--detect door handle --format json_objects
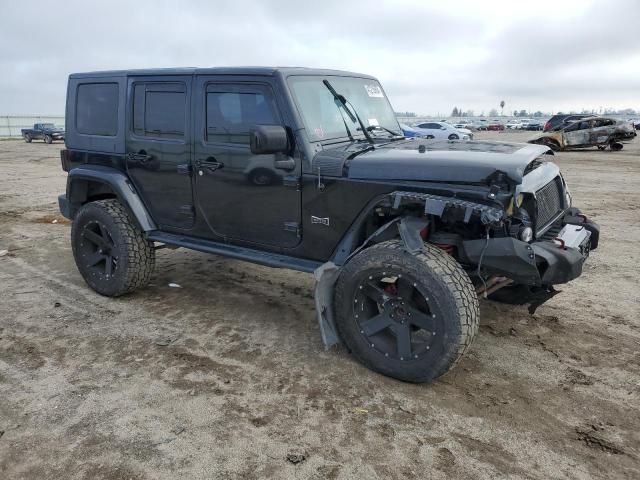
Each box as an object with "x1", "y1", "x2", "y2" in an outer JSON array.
[
  {"x1": 274, "y1": 158, "x2": 296, "y2": 170},
  {"x1": 127, "y1": 152, "x2": 152, "y2": 163},
  {"x1": 197, "y1": 157, "x2": 224, "y2": 175}
]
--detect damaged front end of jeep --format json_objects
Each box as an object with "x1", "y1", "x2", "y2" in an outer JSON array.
[{"x1": 315, "y1": 153, "x2": 599, "y2": 348}]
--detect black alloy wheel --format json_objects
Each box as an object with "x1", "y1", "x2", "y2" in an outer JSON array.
[
  {"x1": 77, "y1": 220, "x2": 118, "y2": 278},
  {"x1": 353, "y1": 272, "x2": 437, "y2": 362}
]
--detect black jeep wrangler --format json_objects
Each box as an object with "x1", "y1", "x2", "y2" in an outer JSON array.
[{"x1": 58, "y1": 67, "x2": 599, "y2": 383}]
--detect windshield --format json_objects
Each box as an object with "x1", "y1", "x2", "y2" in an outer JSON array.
[
  {"x1": 288, "y1": 75, "x2": 400, "y2": 142},
  {"x1": 41, "y1": 123, "x2": 55, "y2": 128}
]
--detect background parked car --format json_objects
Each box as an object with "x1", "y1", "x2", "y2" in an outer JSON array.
[
  {"x1": 452, "y1": 120, "x2": 474, "y2": 129},
  {"x1": 399, "y1": 123, "x2": 434, "y2": 138},
  {"x1": 524, "y1": 120, "x2": 544, "y2": 131},
  {"x1": 21, "y1": 123, "x2": 65, "y2": 143},
  {"x1": 486, "y1": 120, "x2": 505, "y2": 131},
  {"x1": 506, "y1": 120, "x2": 523, "y2": 129},
  {"x1": 412, "y1": 121, "x2": 473, "y2": 140},
  {"x1": 543, "y1": 113, "x2": 594, "y2": 132},
  {"x1": 473, "y1": 119, "x2": 488, "y2": 131}
]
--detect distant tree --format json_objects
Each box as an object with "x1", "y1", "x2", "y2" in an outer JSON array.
[
  {"x1": 465, "y1": 110, "x2": 475, "y2": 117},
  {"x1": 518, "y1": 109, "x2": 527, "y2": 117},
  {"x1": 533, "y1": 111, "x2": 543, "y2": 117},
  {"x1": 489, "y1": 108, "x2": 499, "y2": 117},
  {"x1": 500, "y1": 100, "x2": 505, "y2": 116},
  {"x1": 513, "y1": 110, "x2": 518, "y2": 117},
  {"x1": 479, "y1": 111, "x2": 485, "y2": 117},
  {"x1": 451, "y1": 107, "x2": 459, "y2": 117}
]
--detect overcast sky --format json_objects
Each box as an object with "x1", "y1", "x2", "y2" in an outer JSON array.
[{"x1": 1, "y1": 0, "x2": 639, "y2": 116}]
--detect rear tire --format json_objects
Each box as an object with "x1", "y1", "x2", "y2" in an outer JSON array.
[
  {"x1": 24, "y1": 133, "x2": 32, "y2": 143},
  {"x1": 334, "y1": 240, "x2": 479, "y2": 383},
  {"x1": 71, "y1": 199, "x2": 155, "y2": 296}
]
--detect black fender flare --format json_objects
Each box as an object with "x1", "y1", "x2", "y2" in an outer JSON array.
[
  {"x1": 315, "y1": 190, "x2": 504, "y2": 348},
  {"x1": 64, "y1": 164, "x2": 156, "y2": 231}
]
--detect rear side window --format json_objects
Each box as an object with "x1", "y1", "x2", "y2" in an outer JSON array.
[
  {"x1": 133, "y1": 82, "x2": 186, "y2": 140},
  {"x1": 76, "y1": 83, "x2": 119, "y2": 136},
  {"x1": 206, "y1": 85, "x2": 279, "y2": 144}
]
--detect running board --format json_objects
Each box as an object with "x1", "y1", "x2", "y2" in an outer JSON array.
[{"x1": 147, "y1": 231, "x2": 321, "y2": 273}]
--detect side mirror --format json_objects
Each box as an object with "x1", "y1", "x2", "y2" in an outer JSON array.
[{"x1": 249, "y1": 125, "x2": 289, "y2": 155}]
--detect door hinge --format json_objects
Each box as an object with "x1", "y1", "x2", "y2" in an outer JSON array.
[
  {"x1": 283, "y1": 175, "x2": 301, "y2": 189},
  {"x1": 179, "y1": 205, "x2": 195, "y2": 218},
  {"x1": 284, "y1": 221, "x2": 301, "y2": 237}
]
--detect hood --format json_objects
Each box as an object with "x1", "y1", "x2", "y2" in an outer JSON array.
[{"x1": 345, "y1": 139, "x2": 551, "y2": 184}]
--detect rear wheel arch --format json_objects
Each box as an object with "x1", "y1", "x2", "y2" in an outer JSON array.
[{"x1": 66, "y1": 173, "x2": 156, "y2": 232}]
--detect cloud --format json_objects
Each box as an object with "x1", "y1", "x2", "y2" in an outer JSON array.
[{"x1": 0, "y1": 0, "x2": 638, "y2": 114}]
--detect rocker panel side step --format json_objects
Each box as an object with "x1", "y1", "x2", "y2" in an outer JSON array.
[{"x1": 147, "y1": 231, "x2": 321, "y2": 273}]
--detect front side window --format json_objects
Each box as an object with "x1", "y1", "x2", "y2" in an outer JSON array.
[
  {"x1": 76, "y1": 83, "x2": 119, "y2": 136},
  {"x1": 287, "y1": 76, "x2": 400, "y2": 142},
  {"x1": 133, "y1": 82, "x2": 186, "y2": 140},
  {"x1": 206, "y1": 85, "x2": 279, "y2": 144}
]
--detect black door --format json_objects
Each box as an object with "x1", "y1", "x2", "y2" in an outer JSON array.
[
  {"x1": 126, "y1": 76, "x2": 194, "y2": 230},
  {"x1": 193, "y1": 78, "x2": 301, "y2": 248}
]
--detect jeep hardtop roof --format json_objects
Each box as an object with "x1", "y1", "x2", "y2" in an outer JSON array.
[{"x1": 68, "y1": 66, "x2": 376, "y2": 79}]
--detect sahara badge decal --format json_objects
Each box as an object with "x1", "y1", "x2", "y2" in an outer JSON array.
[{"x1": 311, "y1": 216, "x2": 330, "y2": 226}]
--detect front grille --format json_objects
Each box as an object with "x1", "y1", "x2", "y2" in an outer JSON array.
[{"x1": 535, "y1": 177, "x2": 564, "y2": 232}]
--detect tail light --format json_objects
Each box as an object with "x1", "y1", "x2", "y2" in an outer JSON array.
[
  {"x1": 543, "y1": 121, "x2": 551, "y2": 131},
  {"x1": 60, "y1": 149, "x2": 70, "y2": 172}
]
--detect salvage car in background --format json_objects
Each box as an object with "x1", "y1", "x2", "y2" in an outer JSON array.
[
  {"x1": 412, "y1": 121, "x2": 473, "y2": 140},
  {"x1": 543, "y1": 113, "x2": 593, "y2": 132},
  {"x1": 529, "y1": 116, "x2": 635, "y2": 151}
]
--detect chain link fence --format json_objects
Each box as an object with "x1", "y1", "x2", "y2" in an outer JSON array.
[{"x1": 1, "y1": 115, "x2": 65, "y2": 138}]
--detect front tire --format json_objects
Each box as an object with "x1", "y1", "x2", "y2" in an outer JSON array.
[
  {"x1": 448, "y1": 133, "x2": 459, "y2": 140},
  {"x1": 71, "y1": 199, "x2": 155, "y2": 296},
  {"x1": 334, "y1": 240, "x2": 479, "y2": 383},
  {"x1": 44, "y1": 134, "x2": 53, "y2": 144}
]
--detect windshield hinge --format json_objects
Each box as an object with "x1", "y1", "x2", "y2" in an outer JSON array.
[{"x1": 283, "y1": 175, "x2": 301, "y2": 189}]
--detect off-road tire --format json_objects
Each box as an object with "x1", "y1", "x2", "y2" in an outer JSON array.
[
  {"x1": 71, "y1": 199, "x2": 155, "y2": 296},
  {"x1": 334, "y1": 240, "x2": 479, "y2": 383},
  {"x1": 44, "y1": 134, "x2": 53, "y2": 144},
  {"x1": 24, "y1": 133, "x2": 32, "y2": 143}
]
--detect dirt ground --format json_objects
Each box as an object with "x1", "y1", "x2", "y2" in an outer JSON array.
[{"x1": 1, "y1": 131, "x2": 639, "y2": 479}]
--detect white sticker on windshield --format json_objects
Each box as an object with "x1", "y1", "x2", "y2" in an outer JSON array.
[
  {"x1": 368, "y1": 118, "x2": 379, "y2": 126},
  {"x1": 364, "y1": 84, "x2": 384, "y2": 98}
]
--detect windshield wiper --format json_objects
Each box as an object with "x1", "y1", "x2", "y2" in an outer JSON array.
[
  {"x1": 322, "y1": 79, "x2": 374, "y2": 144},
  {"x1": 365, "y1": 124, "x2": 404, "y2": 139}
]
